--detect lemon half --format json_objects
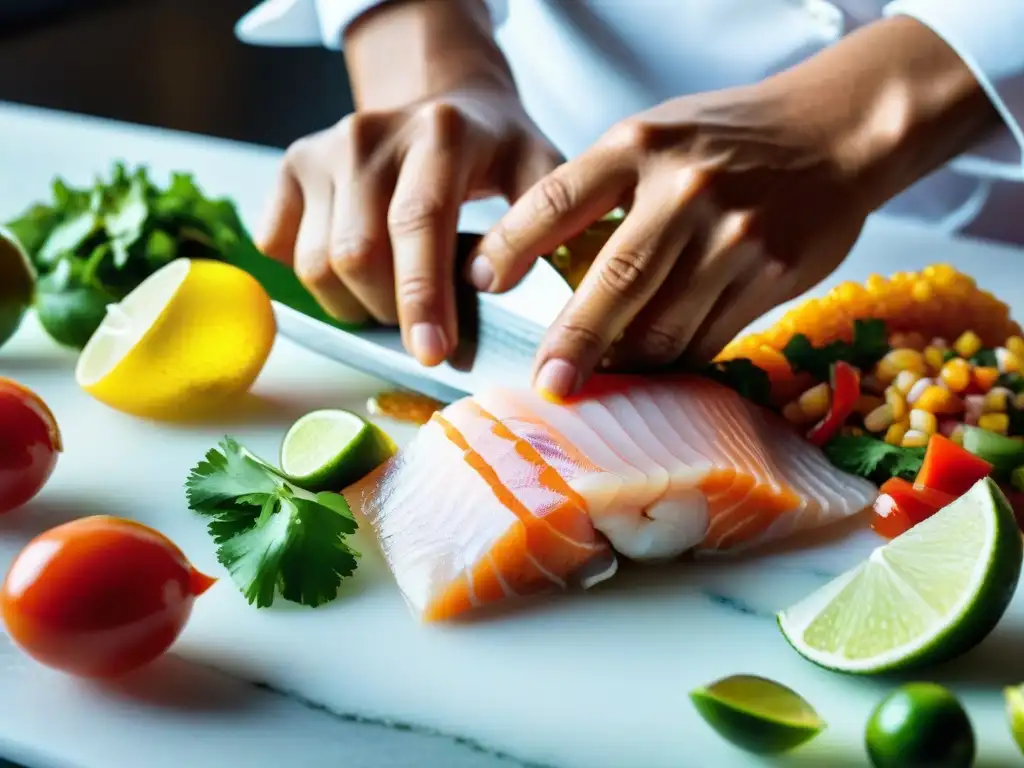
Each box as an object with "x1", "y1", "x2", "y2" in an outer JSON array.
[{"x1": 75, "y1": 258, "x2": 276, "y2": 419}]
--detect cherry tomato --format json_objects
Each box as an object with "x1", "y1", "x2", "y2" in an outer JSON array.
[
  {"x1": 1, "y1": 516, "x2": 216, "y2": 678},
  {"x1": 0, "y1": 377, "x2": 62, "y2": 514},
  {"x1": 871, "y1": 477, "x2": 957, "y2": 538}
]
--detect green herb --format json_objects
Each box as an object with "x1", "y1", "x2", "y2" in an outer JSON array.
[
  {"x1": 824, "y1": 435, "x2": 926, "y2": 484},
  {"x1": 970, "y1": 348, "x2": 998, "y2": 368},
  {"x1": 702, "y1": 358, "x2": 773, "y2": 407},
  {"x1": 185, "y1": 437, "x2": 360, "y2": 608},
  {"x1": 782, "y1": 319, "x2": 889, "y2": 381},
  {"x1": 998, "y1": 373, "x2": 1024, "y2": 394},
  {"x1": 942, "y1": 348, "x2": 959, "y2": 363}
]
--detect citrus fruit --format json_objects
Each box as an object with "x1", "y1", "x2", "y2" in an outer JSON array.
[
  {"x1": 1005, "y1": 684, "x2": 1024, "y2": 755},
  {"x1": 34, "y1": 260, "x2": 116, "y2": 349},
  {"x1": 689, "y1": 674, "x2": 826, "y2": 754},
  {"x1": 75, "y1": 258, "x2": 276, "y2": 419},
  {"x1": 778, "y1": 477, "x2": 1022, "y2": 674},
  {"x1": 0, "y1": 226, "x2": 35, "y2": 349},
  {"x1": 865, "y1": 683, "x2": 974, "y2": 768},
  {"x1": 280, "y1": 409, "x2": 396, "y2": 492}
]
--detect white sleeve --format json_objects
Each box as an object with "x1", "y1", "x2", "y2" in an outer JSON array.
[
  {"x1": 235, "y1": 0, "x2": 509, "y2": 51},
  {"x1": 883, "y1": 0, "x2": 1024, "y2": 181}
]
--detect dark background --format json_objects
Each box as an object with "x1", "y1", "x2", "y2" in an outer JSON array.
[{"x1": 0, "y1": 0, "x2": 355, "y2": 148}]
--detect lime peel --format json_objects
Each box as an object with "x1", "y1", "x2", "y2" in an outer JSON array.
[
  {"x1": 689, "y1": 674, "x2": 826, "y2": 754},
  {"x1": 1005, "y1": 684, "x2": 1024, "y2": 754}
]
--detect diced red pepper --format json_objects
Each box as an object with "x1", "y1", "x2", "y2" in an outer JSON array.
[
  {"x1": 806, "y1": 361, "x2": 860, "y2": 447},
  {"x1": 914, "y1": 434, "x2": 993, "y2": 497},
  {"x1": 871, "y1": 493, "x2": 917, "y2": 539}
]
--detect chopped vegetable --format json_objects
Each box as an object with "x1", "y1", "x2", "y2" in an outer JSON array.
[
  {"x1": 917, "y1": 433, "x2": 994, "y2": 496},
  {"x1": 871, "y1": 477, "x2": 956, "y2": 539},
  {"x1": 781, "y1": 319, "x2": 888, "y2": 382},
  {"x1": 823, "y1": 434, "x2": 926, "y2": 484},
  {"x1": 185, "y1": 437, "x2": 360, "y2": 608},
  {"x1": 0, "y1": 377, "x2": 62, "y2": 514},
  {"x1": 806, "y1": 361, "x2": 859, "y2": 447},
  {"x1": 701, "y1": 358, "x2": 773, "y2": 408},
  {"x1": 960, "y1": 426, "x2": 1024, "y2": 479}
]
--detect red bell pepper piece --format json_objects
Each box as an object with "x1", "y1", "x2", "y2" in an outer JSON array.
[
  {"x1": 806, "y1": 361, "x2": 860, "y2": 447},
  {"x1": 871, "y1": 477, "x2": 957, "y2": 538},
  {"x1": 914, "y1": 434, "x2": 993, "y2": 497}
]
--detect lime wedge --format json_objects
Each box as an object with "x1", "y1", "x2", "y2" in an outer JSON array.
[
  {"x1": 280, "y1": 409, "x2": 396, "y2": 492},
  {"x1": 1005, "y1": 684, "x2": 1024, "y2": 755},
  {"x1": 866, "y1": 683, "x2": 975, "y2": 768},
  {"x1": 778, "y1": 477, "x2": 1023, "y2": 674},
  {"x1": 689, "y1": 675, "x2": 826, "y2": 754}
]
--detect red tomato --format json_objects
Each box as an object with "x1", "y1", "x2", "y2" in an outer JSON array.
[
  {"x1": 0, "y1": 377, "x2": 62, "y2": 514},
  {"x1": 915, "y1": 434, "x2": 992, "y2": 497},
  {"x1": 1, "y1": 516, "x2": 215, "y2": 678},
  {"x1": 871, "y1": 478, "x2": 957, "y2": 538}
]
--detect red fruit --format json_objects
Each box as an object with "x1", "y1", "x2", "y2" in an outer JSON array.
[{"x1": 0, "y1": 377, "x2": 61, "y2": 514}]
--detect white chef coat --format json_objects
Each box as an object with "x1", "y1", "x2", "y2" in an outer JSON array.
[{"x1": 235, "y1": 0, "x2": 1024, "y2": 238}]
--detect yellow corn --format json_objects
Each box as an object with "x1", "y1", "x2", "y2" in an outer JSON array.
[
  {"x1": 854, "y1": 394, "x2": 885, "y2": 417},
  {"x1": 782, "y1": 401, "x2": 806, "y2": 425},
  {"x1": 949, "y1": 424, "x2": 966, "y2": 446},
  {"x1": 885, "y1": 387, "x2": 907, "y2": 421},
  {"x1": 983, "y1": 388, "x2": 1010, "y2": 413},
  {"x1": 798, "y1": 383, "x2": 831, "y2": 420},
  {"x1": 864, "y1": 404, "x2": 895, "y2": 433},
  {"x1": 923, "y1": 345, "x2": 946, "y2": 374},
  {"x1": 876, "y1": 349, "x2": 927, "y2": 384},
  {"x1": 979, "y1": 413, "x2": 1010, "y2": 434},
  {"x1": 973, "y1": 366, "x2": 1000, "y2": 392},
  {"x1": 953, "y1": 331, "x2": 982, "y2": 359},
  {"x1": 906, "y1": 377, "x2": 934, "y2": 406},
  {"x1": 901, "y1": 429, "x2": 931, "y2": 448},
  {"x1": 889, "y1": 331, "x2": 927, "y2": 351},
  {"x1": 892, "y1": 370, "x2": 920, "y2": 395},
  {"x1": 716, "y1": 265, "x2": 1021, "y2": 404},
  {"x1": 884, "y1": 421, "x2": 908, "y2": 446},
  {"x1": 996, "y1": 347, "x2": 1024, "y2": 374},
  {"x1": 909, "y1": 409, "x2": 938, "y2": 434},
  {"x1": 939, "y1": 358, "x2": 971, "y2": 392},
  {"x1": 1008, "y1": 335, "x2": 1024, "y2": 360},
  {"x1": 915, "y1": 385, "x2": 964, "y2": 415}
]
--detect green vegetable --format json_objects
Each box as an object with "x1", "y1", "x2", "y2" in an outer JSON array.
[
  {"x1": 823, "y1": 434, "x2": 925, "y2": 483},
  {"x1": 865, "y1": 684, "x2": 975, "y2": 768},
  {"x1": 782, "y1": 319, "x2": 889, "y2": 381},
  {"x1": 999, "y1": 372, "x2": 1024, "y2": 394},
  {"x1": 185, "y1": 437, "x2": 360, "y2": 608},
  {"x1": 33, "y1": 258, "x2": 116, "y2": 349},
  {"x1": 1013, "y1": 466, "x2": 1024, "y2": 493},
  {"x1": 701, "y1": 358, "x2": 773, "y2": 408},
  {"x1": 961, "y1": 426, "x2": 1024, "y2": 479},
  {"x1": 969, "y1": 348, "x2": 998, "y2": 368}
]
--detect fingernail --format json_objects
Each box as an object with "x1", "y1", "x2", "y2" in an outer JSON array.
[
  {"x1": 410, "y1": 323, "x2": 448, "y2": 366},
  {"x1": 467, "y1": 256, "x2": 495, "y2": 292},
  {"x1": 535, "y1": 359, "x2": 579, "y2": 399}
]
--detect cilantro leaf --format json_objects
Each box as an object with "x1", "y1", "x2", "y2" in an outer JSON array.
[
  {"x1": 185, "y1": 437, "x2": 360, "y2": 608},
  {"x1": 970, "y1": 348, "x2": 998, "y2": 368},
  {"x1": 701, "y1": 358, "x2": 773, "y2": 407},
  {"x1": 823, "y1": 434, "x2": 925, "y2": 484},
  {"x1": 782, "y1": 319, "x2": 890, "y2": 381}
]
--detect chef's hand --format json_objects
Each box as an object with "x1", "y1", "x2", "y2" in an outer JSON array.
[
  {"x1": 257, "y1": 0, "x2": 561, "y2": 367},
  {"x1": 470, "y1": 15, "x2": 1001, "y2": 399}
]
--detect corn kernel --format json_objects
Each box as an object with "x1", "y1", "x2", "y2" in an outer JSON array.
[
  {"x1": 864, "y1": 404, "x2": 895, "y2": 433},
  {"x1": 953, "y1": 331, "x2": 982, "y2": 358},
  {"x1": 939, "y1": 358, "x2": 971, "y2": 392},
  {"x1": 885, "y1": 387, "x2": 907, "y2": 421},
  {"x1": 979, "y1": 413, "x2": 1010, "y2": 434},
  {"x1": 916, "y1": 385, "x2": 965, "y2": 415},
  {"x1": 983, "y1": 388, "x2": 1010, "y2": 413},
  {"x1": 1007, "y1": 336, "x2": 1024, "y2": 360},
  {"x1": 854, "y1": 394, "x2": 884, "y2": 417},
  {"x1": 907, "y1": 377, "x2": 934, "y2": 405},
  {"x1": 901, "y1": 429, "x2": 931, "y2": 448},
  {"x1": 884, "y1": 422, "x2": 908, "y2": 446},
  {"x1": 875, "y1": 348, "x2": 927, "y2": 383},
  {"x1": 973, "y1": 366, "x2": 1000, "y2": 392},
  {"x1": 783, "y1": 402, "x2": 806, "y2": 425},
  {"x1": 892, "y1": 370, "x2": 920, "y2": 395},
  {"x1": 996, "y1": 347, "x2": 1024, "y2": 374},
  {"x1": 798, "y1": 383, "x2": 831, "y2": 420},
  {"x1": 909, "y1": 409, "x2": 938, "y2": 434},
  {"x1": 923, "y1": 346, "x2": 945, "y2": 373},
  {"x1": 912, "y1": 282, "x2": 933, "y2": 303}
]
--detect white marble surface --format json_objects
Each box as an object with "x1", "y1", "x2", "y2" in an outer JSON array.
[{"x1": 3, "y1": 101, "x2": 1024, "y2": 768}]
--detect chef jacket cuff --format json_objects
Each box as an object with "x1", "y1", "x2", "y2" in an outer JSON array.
[
  {"x1": 883, "y1": 0, "x2": 1024, "y2": 181},
  {"x1": 236, "y1": 0, "x2": 509, "y2": 51}
]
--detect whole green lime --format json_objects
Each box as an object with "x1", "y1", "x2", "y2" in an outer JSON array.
[
  {"x1": 34, "y1": 263, "x2": 114, "y2": 349},
  {"x1": 866, "y1": 683, "x2": 975, "y2": 768},
  {"x1": 0, "y1": 226, "x2": 36, "y2": 349}
]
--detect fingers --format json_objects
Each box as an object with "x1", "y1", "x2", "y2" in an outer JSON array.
[
  {"x1": 469, "y1": 146, "x2": 633, "y2": 294},
  {"x1": 387, "y1": 106, "x2": 468, "y2": 366},
  {"x1": 532, "y1": 174, "x2": 702, "y2": 398},
  {"x1": 257, "y1": 161, "x2": 304, "y2": 264}
]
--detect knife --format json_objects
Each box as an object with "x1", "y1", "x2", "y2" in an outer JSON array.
[{"x1": 273, "y1": 233, "x2": 574, "y2": 403}]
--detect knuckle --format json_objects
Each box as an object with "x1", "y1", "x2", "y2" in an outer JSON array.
[
  {"x1": 396, "y1": 272, "x2": 439, "y2": 310},
  {"x1": 283, "y1": 135, "x2": 316, "y2": 167},
  {"x1": 328, "y1": 235, "x2": 377, "y2": 277},
  {"x1": 532, "y1": 173, "x2": 575, "y2": 219},
  {"x1": 335, "y1": 112, "x2": 383, "y2": 157},
  {"x1": 387, "y1": 199, "x2": 446, "y2": 237},
  {"x1": 596, "y1": 250, "x2": 651, "y2": 300},
  {"x1": 415, "y1": 101, "x2": 464, "y2": 143},
  {"x1": 604, "y1": 119, "x2": 655, "y2": 152},
  {"x1": 638, "y1": 325, "x2": 685, "y2": 364},
  {"x1": 553, "y1": 322, "x2": 607, "y2": 356},
  {"x1": 294, "y1": 251, "x2": 333, "y2": 289}
]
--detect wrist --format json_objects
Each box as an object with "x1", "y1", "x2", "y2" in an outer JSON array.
[
  {"x1": 771, "y1": 15, "x2": 1000, "y2": 211},
  {"x1": 344, "y1": 0, "x2": 516, "y2": 111}
]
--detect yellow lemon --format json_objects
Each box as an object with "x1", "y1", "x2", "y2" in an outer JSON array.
[{"x1": 75, "y1": 258, "x2": 276, "y2": 419}]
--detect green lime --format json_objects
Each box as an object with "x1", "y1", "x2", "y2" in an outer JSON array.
[
  {"x1": 0, "y1": 226, "x2": 36, "y2": 349},
  {"x1": 280, "y1": 409, "x2": 396, "y2": 492},
  {"x1": 689, "y1": 674, "x2": 826, "y2": 754},
  {"x1": 778, "y1": 477, "x2": 1022, "y2": 674},
  {"x1": 865, "y1": 683, "x2": 974, "y2": 768},
  {"x1": 33, "y1": 259, "x2": 115, "y2": 349},
  {"x1": 1004, "y1": 684, "x2": 1024, "y2": 755}
]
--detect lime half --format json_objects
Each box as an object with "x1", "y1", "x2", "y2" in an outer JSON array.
[
  {"x1": 280, "y1": 409, "x2": 396, "y2": 492},
  {"x1": 1005, "y1": 684, "x2": 1024, "y2": 755},
  {"x1": 0, "y1": 226, "x2": 35, "y2": 349},
  {"x1": 778, "y1": 477, "x2": 1022, "y2": 674},
  {"x1": 689, "y1": 674, "x2": 826, "y2": 754}
]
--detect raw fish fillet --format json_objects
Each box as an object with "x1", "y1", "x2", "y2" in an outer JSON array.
[{"x1": 344, "y1": 375, "x2": 877, "y2": 621}]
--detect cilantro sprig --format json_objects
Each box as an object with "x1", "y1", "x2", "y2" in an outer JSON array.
[
  {"x1": 185, "y1": 437, "x2": 360, "y2": 609},
  {"x1": 823, "y1": 434, "x2": 926, "y2": 484},
  {"x1": 782, "y1": 319, "x2": 889, "y2": 381}
]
